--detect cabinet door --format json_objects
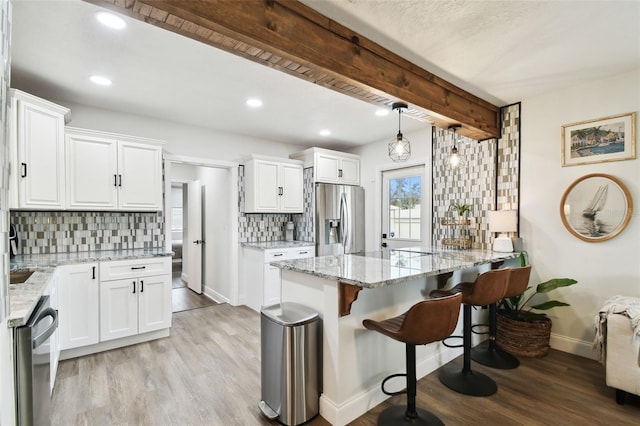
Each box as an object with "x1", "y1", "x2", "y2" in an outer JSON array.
[
  {"x1": 58, "y1": 263, "x2": 100, "y2": 350},
  {"x1": 263, "y1": 264, "x2": 282, "y2": 307},
  {"x1": 315, "y1": 154, "x2": 340, "y2": 183},
  {"x1": 138, "y1": 274, "x2": 172, "y2": 334},
  {"x1": 339, "y1": 157, "x2": 360, "y2": 185},
  {"x1": 16, "y1": 99, "x2": 66, "y2": 208},
  {"x1": 66, "y1": 132, "x2": 118, "y2": 210},
  {"x1": 117, "y1": 141, "x2": 163, "y2": 211},
  {"x1": 99, "y1": 278, "x2": 138, "y2": 342},
  {"x1": 49, "y1": 271, "x2": 60, "y2": 394},
  {"x1": 280, "y1": 163, "x2": 303, "y2": 213},
  {"x1": 250, "y1": 160, "x2": 280, "y2": 212}
]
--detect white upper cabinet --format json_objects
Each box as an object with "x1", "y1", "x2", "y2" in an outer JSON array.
[
  {"x1": 244, "y1": 156, "x2": 303, "y2": 213},
  {"x1": 290, "y1": 147, "x2": 360, "y2": 185},
  {"x1": 65, "y1": 127, "x2": 163, "y2": 211},
  {"x1": 9, "y1": 89, "x2": 70, "y2": 209}
]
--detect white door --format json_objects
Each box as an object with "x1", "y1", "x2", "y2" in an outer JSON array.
[
  {"x1": 138, "y1": 274, "x2": 172, "y2": 333},
  {"x1": 254, "y1": 160, "x2": 280, "y2": 211},
  {"x1": 381, "y1": 166, "x2": 428, "y2": 249},
  {"x1": 57, "y1": 263, "x2": 100, "y2": 350},
  {"x1": 186, "y1": 180, "x2": 203, "y2": 294},
  {"x1": 315, "y1": 154, "x2": 340, "y2": 183},
  {"x1": 65, "y1": 133, "x2": 118, "y2": 210},
  {"x1": 340, "y1": 157, "x2": 360, "y2": 185},
  {"x1": 99, "y1": 278, "x2": 138, "y2": 341},
  {"x1": 117, "y1": 141, "x2": 163, "y2": 210}
]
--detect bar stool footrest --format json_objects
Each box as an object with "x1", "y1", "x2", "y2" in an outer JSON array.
[
  {"x1": 442, "y1": 335, "x2": 463, "y2": 349},
  {"x1": 381, "y1": 373, "x2": 408, "y2": 396},
  {"x1": 471, "y1": 323, "x2": 489, "y2": 335},
  {"x1": 378, "y1": 405, "x2": 444, "y2": 426}
]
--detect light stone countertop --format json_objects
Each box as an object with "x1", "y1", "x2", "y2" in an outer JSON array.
[
  {"x1": 271, "y1": 246, "x2": 520, "y2": 288},
  {"x1": 8, "y1": 248, "x2": 173, "y2": 328},
  {"x1": 241, "y1": 240, "x2": 315, "y2": 250}
]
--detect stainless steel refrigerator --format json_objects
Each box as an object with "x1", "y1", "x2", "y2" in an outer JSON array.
[{"x1": 315, "y1": 183, "x2": 365, "y2": 256}]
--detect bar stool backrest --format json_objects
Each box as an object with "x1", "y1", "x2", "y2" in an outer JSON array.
[
  {"x1": 463, "y1": 268, "x2": 511, "y2": 306},
  {"x1": 503, "y1": 265, "x2": 532, "y2": 299},
  {"x1": 401, "y1": 293, "x2": 463, "y2": 345}
]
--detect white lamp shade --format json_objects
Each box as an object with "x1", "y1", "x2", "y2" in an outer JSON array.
[{"x1": 488, "y1": 210, "x2": 518, "y2": 233}]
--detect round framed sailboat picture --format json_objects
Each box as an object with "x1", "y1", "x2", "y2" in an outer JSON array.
[{"x1": 560, "y1": 174, "x2": 633, "y2": 242}]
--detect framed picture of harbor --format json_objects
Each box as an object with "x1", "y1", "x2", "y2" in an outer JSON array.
[
  {"x1": 560, "y1": 174, "x2": 633, "y2": 242},
  {"x1": 561, "y1": 112, "x2": 636, "y2": 166}
]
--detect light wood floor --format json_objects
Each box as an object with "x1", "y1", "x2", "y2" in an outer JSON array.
[
  {"x1": 52, "y1": 304, "x2": 640, "y2": 425},
  {"x1": 171, "y1": 267, "x2": 217, "y2": 313}
]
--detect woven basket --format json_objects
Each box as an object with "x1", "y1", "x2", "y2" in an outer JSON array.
[{"x1": 496, "y1": 311, "x2": 552, "y2": 358}]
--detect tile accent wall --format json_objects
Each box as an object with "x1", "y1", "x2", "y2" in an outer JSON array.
[
  {"x1": 431, "y1": 103, "x2": 521, "y2": 250},
  {"x1": 497, "y1": 103, "x2": 521, "y2": 212},
  {"x1": 1, "y1": 0, "x2": 11, "y2": 321},
  {"x1": 294, "y1": 168, "x2": 314, "y2": 242},
  {"x1": 10, "y1": 211, "x2": 164, "y2": 255},
  {"x1": 432, "y1": 128, "x2": 497, "y2": 250},
  {"x1": 238, "y1": 165, "x2": 314, "y2": 243}
]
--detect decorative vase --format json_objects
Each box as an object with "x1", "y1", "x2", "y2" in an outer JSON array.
[{"x1": 496, "y1": 311, "x2": 552, "y2": 358}]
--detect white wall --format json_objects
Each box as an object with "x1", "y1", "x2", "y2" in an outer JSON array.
[
  {"x1": 520, "y1": 68, "x2": 640, "y2": 358},
  {"x1": 349, "y1": 125, "x2": 433, "y2": 251},
  {"x1": 58, "y1": 101, "x2": 307, "y2": 162}
]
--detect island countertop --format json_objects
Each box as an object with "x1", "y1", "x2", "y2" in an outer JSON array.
[{"x1": 271, "y1": 246, "x2": 519, "y2": 288}]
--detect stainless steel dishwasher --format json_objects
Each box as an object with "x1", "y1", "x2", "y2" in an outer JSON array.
[{"x1": 15, "y1": 295, "x2": 58, "y2": 426}]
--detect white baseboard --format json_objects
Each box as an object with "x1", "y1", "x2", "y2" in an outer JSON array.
[
  {"x1": 205, "y1": 286, "x2": 229, "y2": 304},
  {"x1": 319, "y1": 344, "x2": 463, "y2": 426},
  {"x1": 60, "y1": 328, "x2": 170, "y2": 361},
  {"x1": 181, "y1": 272, "x2": 188, "y2": 282},
  {"x1": 550, "y1": 332, "x2": 597, "y2": 360}
]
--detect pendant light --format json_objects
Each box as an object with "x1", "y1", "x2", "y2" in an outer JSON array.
[
  {"x1": 388, "y1": 102, "x2": 411, "y2": 162},
  {"x1": 448, "y1": 124, "x2": 463, "y2": 169}
]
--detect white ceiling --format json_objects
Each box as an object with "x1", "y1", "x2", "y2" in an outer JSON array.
[{"x1": 10, "y1": 0, "x2": 640, "y2": 149}]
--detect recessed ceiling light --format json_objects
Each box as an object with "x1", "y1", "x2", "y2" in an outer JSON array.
[
  {"x1": 319, "y1": 129, "x2": 331, "y2": 137},
  {"x1": 95, "y1": 12, "x2": 126, "y2": 30},
  {"x1": 89, "y1": 75, "x2": 112, "y2": 86},
  {"x1": 246, "y1": 98, "x2": 263, "y2": 108},
  {"x1": 375, "y1": 109, "x2": 390, "y2": 117}
]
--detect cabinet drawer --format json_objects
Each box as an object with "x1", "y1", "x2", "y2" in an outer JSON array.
[
  {"x1": 100, "y1": 257, "x2": 170, "y2": 281},
  {"x1": 265, "y1": 250, "x2": 288, "y2": 262},
  {"x1": 287, "y1": 247, "x2": 315, "y2": 259}
]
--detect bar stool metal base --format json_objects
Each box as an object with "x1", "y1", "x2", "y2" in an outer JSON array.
[
  {"x1": 438, "y1": 365, "x2": 497, "y2": 397},
  {"x1": 378, "y1": 405, "x2": 444, "y2": 426},
  {"x1": 471, "y1": 342, "x2": 520, "y2": 369}
]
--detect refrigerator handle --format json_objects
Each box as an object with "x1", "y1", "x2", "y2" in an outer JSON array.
[{"x1": 340, "y1": 192, "x2": 349, "y2": 252}]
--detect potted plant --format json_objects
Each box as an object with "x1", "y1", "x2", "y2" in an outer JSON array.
[
  {"x1": 497, "y1": 252, "x2": 578, "y2": 357},
  {"x1": 451, "y1": 203, "x2": 471, "y2": 218}
]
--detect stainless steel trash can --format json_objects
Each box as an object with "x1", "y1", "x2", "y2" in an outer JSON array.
[{"x1": 259, "y1": 302, "x2": 321, "y2": 425}]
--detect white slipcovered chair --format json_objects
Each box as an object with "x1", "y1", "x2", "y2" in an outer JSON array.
[
  {"x1": 595, "y1": 296, "x2": 640, "y2": 404},
  {"x1": 606, "y1": 312, "x2": 640, "y2": 404}
]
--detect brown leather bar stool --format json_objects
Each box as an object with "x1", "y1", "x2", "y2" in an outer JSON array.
[
  {"x1": 471, "y1": 265, "x2": 532, "y2": 369},
  {"x1": 363, "y1": 293, "x2": 463, "y2": 425},
  {"x1": 430, "y1": 268, "x2": 511, "y2": 396}
]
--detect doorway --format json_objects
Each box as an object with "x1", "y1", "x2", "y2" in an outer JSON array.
[
  {"x1": 164, "y1": 154, "x2": 240, "y2": 309},
  {"x1": 381, "y1": 164, "x2": 430, "y2": 249}
]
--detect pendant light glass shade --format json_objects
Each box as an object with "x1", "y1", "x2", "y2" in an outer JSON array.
[
  {"x1": 388, "y1": 102, "x2": 411, "y2": 162},
  {"x1": 447, "y1": 124, "x2": 464, "y2": 169}
]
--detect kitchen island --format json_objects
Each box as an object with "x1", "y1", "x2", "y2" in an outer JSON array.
[{"x1": 272, "y1": 247, "x2": 519, "y2": 425}]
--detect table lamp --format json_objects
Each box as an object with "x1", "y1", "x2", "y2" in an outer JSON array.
[{"x1": 488, "y1": 210, "x2": 517, "y2": 252}]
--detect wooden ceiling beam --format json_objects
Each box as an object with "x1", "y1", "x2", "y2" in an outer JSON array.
[{"x1": 87, "y1": 0, "x2": 500, "y2": 140}]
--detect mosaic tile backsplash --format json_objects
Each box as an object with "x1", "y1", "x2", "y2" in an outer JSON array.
[
  {"x1": 431, "y1": 103, "x2": 521, "y2": 250},
  {"x1": 237, "y1": 165, "x2": 314, "y2": 243},
  {"x1": 10, "y1": 211, "x2": 164, "y2": 255}
]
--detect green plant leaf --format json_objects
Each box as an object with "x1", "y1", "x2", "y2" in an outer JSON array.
[
  {"x1": 531, "y1": 301, "x2": 571, "y2": 310},
  {"x1": 536, "y1": 278, "x2": 578, "y2": 293}
]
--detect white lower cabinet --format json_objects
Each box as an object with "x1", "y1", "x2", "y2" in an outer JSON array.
[
  {"x1": 243, "y1": 245, "x2": 315, "y2": 312},
  {"x1": 100, "y1": 258, "x2": 171, "y2": 342},
  {"x1": 57, "y1": 263, "x2": 100, "y2": 350},
  {"x1": 42, "y1": 270, "x2": 60, "y2": 395}
]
